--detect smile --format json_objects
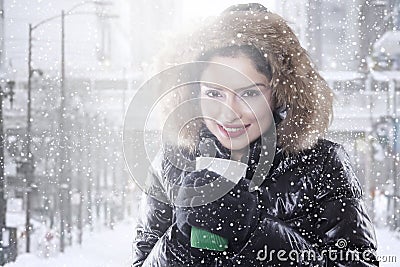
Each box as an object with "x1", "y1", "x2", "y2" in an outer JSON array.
[{"x1": 217, "y1": 123, "x2": 251, "y2": 138}]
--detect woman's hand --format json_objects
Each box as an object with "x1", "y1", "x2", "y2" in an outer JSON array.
[{"x1": 175, "y1": 169, "x2": 259, "y2": 245}]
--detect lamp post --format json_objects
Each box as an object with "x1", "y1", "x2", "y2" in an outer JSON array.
[
  {"x1": 26, "y1": 0, "x2": 114, "y2": 253},
  {"x1": 26, "y1": 10, "x2": 65, "y2": 252}
]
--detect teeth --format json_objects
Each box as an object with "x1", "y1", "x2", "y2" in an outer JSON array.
[{"x1": 224, "y1": 127, "x2": 245, "y2": 132}]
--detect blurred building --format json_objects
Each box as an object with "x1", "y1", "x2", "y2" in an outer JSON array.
[
  {"x1": 278, "y1": 0, "x2": 392, "y2": 72},
  {"x1": 277, "y1": 0, "x2": 400, "y2": 224}
]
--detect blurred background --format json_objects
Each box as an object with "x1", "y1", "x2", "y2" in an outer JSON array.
[{"x1": 0, "y1": 0, "x2": 400, "y2": 266}]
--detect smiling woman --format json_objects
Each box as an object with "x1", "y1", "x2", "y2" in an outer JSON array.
[
  {"x1": 131, "y1": 3, "x2": 379, "y2": 266},
  {"x1": 198, "y1": 54, "x2": 274, "y2": 160}
]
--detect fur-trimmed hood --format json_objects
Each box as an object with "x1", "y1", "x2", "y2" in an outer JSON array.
[{"x1": 157, "y1": 3, "x2": 333, "y2": 154}]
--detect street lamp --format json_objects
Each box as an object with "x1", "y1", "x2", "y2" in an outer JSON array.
[{"x1": 26, "y1": 0, "x2": 114, "y2": 253}]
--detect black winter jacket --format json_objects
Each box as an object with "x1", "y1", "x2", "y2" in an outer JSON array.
[{"x1": 132, "y1": 139, "x2": 378, "y2": 266}]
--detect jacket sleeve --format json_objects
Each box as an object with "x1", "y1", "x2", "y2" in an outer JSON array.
[
  {"x1": 229, "y1": 143, "x2": 379, "y2": 266},
  {"x1": 310, "y1": 143, "x2": 379, "y2": 266},
  {"x1": 131, "y1": 152, "x2": 174, "y2": 267},
  {"x1": 132, "y1": 192, "x2": 173, "y2": 266}
]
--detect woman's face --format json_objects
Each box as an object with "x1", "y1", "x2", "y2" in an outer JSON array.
[{"x1": 199, "y1": 55, "x2": 274, "y2": 153}]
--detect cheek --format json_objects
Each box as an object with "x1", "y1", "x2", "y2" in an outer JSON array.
[{"x1": 241, "y1": 99, "x2": 272, "y2": 121}]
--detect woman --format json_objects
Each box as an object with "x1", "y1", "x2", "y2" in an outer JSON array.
[{"x1": 132, "y1": 3, "x2": 378, "y2": 266}]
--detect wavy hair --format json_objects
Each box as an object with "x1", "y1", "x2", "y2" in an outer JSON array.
[{"x1": 157, "y1": 3, "x2": 333, "y2": 154}]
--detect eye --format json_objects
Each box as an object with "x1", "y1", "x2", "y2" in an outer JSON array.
[
  {"x1": 241, "y1": 89, "x2": 261, "y2": 97},
  {"x1": 204, "y1": 89, "x2": 223, "y2": 98}
]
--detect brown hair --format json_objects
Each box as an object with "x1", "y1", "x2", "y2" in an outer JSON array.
[{"x1": 158, "y1": 3, "x2": 333, "y2": 154}]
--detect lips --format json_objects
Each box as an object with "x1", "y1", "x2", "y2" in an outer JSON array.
[{"x1": 217, "y1": 123, "x2": 251, "y2": 138}]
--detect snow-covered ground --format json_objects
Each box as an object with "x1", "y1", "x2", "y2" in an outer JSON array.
[
  {"x1": 375, "y1": 227, "x2": 400, "y2": 266},
  {"x1": 4, "y1": 219, "x2": 135, "y2": 267},
  {"x1": 3, "y1": 222, "x2": 400, "y2": 266}
]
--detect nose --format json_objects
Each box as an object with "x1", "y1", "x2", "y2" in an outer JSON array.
[{"x1": 220, "y1": 93, "x2": 243, "y2": 122}]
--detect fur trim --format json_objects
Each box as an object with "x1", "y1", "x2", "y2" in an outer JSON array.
[{"x1": 157, "y1": 5, "x2": 333, "y2": 154}]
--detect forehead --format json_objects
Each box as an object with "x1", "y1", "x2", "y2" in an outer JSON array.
[{"x1": 200, "y1": 56, "x2": 268, "y2": 90}]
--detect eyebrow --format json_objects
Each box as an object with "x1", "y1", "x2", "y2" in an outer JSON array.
[{"x1": 200, "y1": 83, "x2": 268, "y2": 91}]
